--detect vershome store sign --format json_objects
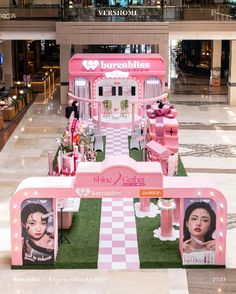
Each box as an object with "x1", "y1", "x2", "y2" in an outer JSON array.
[{"x1": 96, "y1": 8, "x2": 138, "y2": 17}]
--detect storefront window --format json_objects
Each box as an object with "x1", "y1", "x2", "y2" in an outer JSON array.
[{"x1": 92, "y1": 0, "x2": 145, "y2": 6}]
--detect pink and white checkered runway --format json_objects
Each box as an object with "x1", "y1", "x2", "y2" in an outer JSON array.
[{"x1": 98, "y1": 127, "x2": 140, "y2": 270}]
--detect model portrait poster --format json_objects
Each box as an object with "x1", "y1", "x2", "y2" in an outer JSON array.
[
  {"x1": 21, "y1": 198, "x2": 54, "y2": 264},
  {"x1": 182, "y1": 199, "x2": 216, "y2": 265}
]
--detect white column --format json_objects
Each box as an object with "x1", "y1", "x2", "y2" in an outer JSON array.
[
  {"x1": 98, "y1": 102, "x2": 101, "y2": 134},
  {"x1": 158, "y1": 38, "x2": 169, "y2": 89},
  {"x1": 228, "y1": 40, "x2": 236, "y2": 106},
  {"x1": 210, "y1": 40, "x2": 222, "y2": 87},
  {"x1": 60, "y1": 44, "x2": 71, "y2": 105},
  {"x1": 2, "y1": 40, "x2": 13, "y2": 90},
  {"x1": 131, "y1": 103, "x2": 135, "y2": 132}
]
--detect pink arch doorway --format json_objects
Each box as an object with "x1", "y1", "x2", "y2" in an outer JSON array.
[{"x1": 10, "y1": 156, "x2": 227, "y2": 267}]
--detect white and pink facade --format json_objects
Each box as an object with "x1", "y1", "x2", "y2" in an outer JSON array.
[
  {"x1": 68, "y1": 53, "x2": 167, "y2": 129},
  {"x1": 9, "y1": 54, "x2": 227, "y2": 269}
]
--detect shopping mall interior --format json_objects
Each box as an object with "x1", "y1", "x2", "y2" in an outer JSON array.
[{"x1": 0, "y1": 1, "x2": 236, "y2": 293}]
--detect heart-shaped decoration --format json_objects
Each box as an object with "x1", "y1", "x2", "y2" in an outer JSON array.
[
  {"x1": 82, "y1": 60, "x2": 99, "y2": 71},
  {"x1": 76, "y1": 188, "x2": 91, "y2": 197}
]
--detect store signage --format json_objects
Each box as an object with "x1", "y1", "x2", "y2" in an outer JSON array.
[
  {"x1": 76, "y1": 188, "x2": 122, "y2": 198},
  {"x1": 105, "y1": 71, "x2": 129, "y2": 78},
  {"x1": 92, "y1": 173, "x2": 146, "y2": 187},
  {"x1": 82, "y1": 60, "x2": 150, "y2": 71},
  {"x1": 75, "y1": 162, "x2": 163, "y2": 198},
  {"x1": 140, "y1": 189, "x2": 163, "y2": 198},
  {"x1": 96, "y1": 8, "x2": 138, "y2": 17},
  {"x1": 0, "y1": 13, "x2": 16, "y2": 19},
  {"x1": 82, "y1": 60, "x2": 99, "y2": 71}
]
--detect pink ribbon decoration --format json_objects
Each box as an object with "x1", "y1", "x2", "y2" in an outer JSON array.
[
  {"x1": 71, "y1": 118, "x2": 77, "y2": 132},
  {"x1": 147, "y1": 103, "x2": 177, "y2": 144}
]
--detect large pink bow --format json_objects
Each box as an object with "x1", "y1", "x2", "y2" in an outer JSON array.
[
  {"x1": 147, "y1": 103, "x2": 177, "y2": 145},
  {"x1": 147, "y1": 103, "x2": 177, "y2": 119}
]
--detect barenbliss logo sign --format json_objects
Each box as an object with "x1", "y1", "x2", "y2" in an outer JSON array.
[
  {"x1": 96, "y1": 8, "x2": 138, "y2": 17},
  {"x1": 82, "y1": 60, "x2": 150, "y2": 71}
]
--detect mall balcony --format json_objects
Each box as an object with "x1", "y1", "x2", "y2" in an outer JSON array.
[
  {"x1": 1, "y1": 1, "x2": 236, "y2": 105},
  {"x1": 0, "y1": 2, "x2": 236, "y2": 22}
]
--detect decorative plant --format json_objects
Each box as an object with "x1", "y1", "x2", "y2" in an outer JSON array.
[
  {"x1": 103, "y1": 100, "x2": 112, "y2": 116},
  {"x1": 11, "y1": 96, "x2": 19, "y2": 108},
  {"x1": 120, "y1": 99, "x2": 129, "y2": 117}
]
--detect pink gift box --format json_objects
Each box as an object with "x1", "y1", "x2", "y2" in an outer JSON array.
[
  {"x1": 146, "y1": 140, "x2": 172, "y2": 176},
  {"x1": 163, "y1": 117, "x2": 178, "y2": 136},
  {"x1": 145, "y1": 140, "x2": 178, "y2": 176},
  {"x1": 148, "y1": 117, "x2": 179, "y2": 150}
]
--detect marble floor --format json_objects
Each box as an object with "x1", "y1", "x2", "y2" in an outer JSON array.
[{"x1": 0, "y1": 89, "x2": 236, "y2": 293}]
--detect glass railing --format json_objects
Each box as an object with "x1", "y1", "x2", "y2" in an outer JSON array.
[
  {"x1": 0, "y1": 4, "x2": 235, "y2": 22},
  {"x1": 0, "y1": 5, "x2": 61, "y2": 20},
  {"x1": 62, "y1": 5, "x2": 236, "y2": 22}
]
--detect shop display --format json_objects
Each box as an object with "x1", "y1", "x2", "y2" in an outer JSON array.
[
  {"x1": 51, "y1": 115, "x2": 97, "y2": 177},
  {"x1": 68, "y1": 53, "x2": 166, "y2": 129},
  {"x1": 9, "y1": 54, "x2": 227, "y2": 269},
  {"x1": 0, "y1": 89, "x2": 33, "y2": 122}
]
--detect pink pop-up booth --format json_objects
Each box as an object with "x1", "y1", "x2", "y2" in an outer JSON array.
[
  {"x1": 68, "y1": 53, "x2": 166, "y2": 129},
  {"x1": 10, "y1": 156, "x2": 227, "y2": 267}
]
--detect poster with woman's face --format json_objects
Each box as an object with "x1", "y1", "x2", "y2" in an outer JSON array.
[
  {"x1": 182, "y1": 199, "x2": 216, "y2": 265},
  {"x1": 21, "y1": 198, "x2": 54, "y2": 265}
]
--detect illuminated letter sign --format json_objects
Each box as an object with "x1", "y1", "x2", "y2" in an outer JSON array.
[{"x1": 82, "y1": 60, "x2": 150, "y2": 71}]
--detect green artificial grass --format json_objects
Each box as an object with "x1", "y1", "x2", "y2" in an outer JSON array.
[
  {"x1": 177, "y1": 154, "x2": 188, "y2": 176},
  {"x1": 134, "y1": 199, "x2": 182, "y2": 268},
  {"x1": 128, "y1": 136, "x2": 144, "y2": 162},
  {"x1": 55, "y1": 198, "x2": 101, "y2": 269}
]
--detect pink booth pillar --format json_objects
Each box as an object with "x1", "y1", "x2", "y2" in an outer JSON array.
[
  {"x1": 158, "y1": 199, "x2": 176, "y2": 237},
  {"x1": 140, "y1": 141, "x2": 172, "y2": 213},
  {"x1": 173, "y1": 198, "x2": 180, "y2": 225},
  {"x1": 140, "y1": 198, "x2": 151, "y2": 212}
]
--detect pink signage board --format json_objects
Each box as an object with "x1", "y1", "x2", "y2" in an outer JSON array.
[
  {"x1": 68, "y1": 53, "x2": 166, "y2": 121},
  {"x1": 69, "y1": 53, "x2": 165, "y2": 76},
  {"x1": 75, "y1": 156, "x2": 163, "y2": 198}
]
